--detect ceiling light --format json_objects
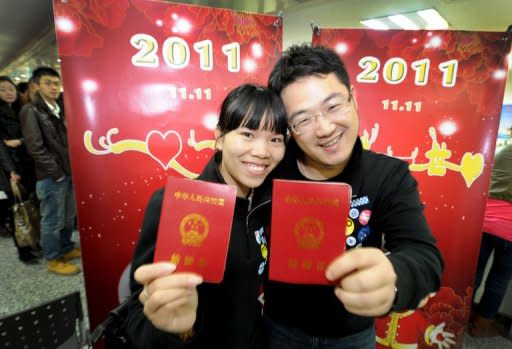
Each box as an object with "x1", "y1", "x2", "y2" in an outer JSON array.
[
  {"x1": 360, "y1": 8, "x2": 449, "y2": 31},
  {"x1": 360, "y1": 19, "x2": 389, "y2": 30},
  {"x1": 388, "y1": 14, "x2": 420, "y2": 30},
  {"x1": 417, "y1": 9, "x2": 449, "y2": 29}
]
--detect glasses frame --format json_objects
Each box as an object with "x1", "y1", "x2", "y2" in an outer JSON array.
[{"x1": 289, "y1": 93, "x2": 353, "y2": 135}]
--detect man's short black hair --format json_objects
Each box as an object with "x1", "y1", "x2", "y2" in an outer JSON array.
[
  {"x1": 268, "y1": 43, "x2": 351, "y2": 94},
  {"x1": 32, "y1": 66, "x2": 60, "y2": 84}
]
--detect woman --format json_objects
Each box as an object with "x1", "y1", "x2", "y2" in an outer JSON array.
[
  {"x1": 0, "y1": 76, "x2": 38, "y2": 262},
  {"x1": 124, "y1": 84, "x2": 287, "y2": 348}
]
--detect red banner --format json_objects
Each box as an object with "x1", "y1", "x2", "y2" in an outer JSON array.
[
  {"x1": 313, "y1": 29, "x2": 510, "y2": 347},
  {"x1": 53, "y1": 0, "x2": 282, "y2": 331}
]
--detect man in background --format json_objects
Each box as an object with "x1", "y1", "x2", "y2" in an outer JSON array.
[
  {"x1": 471, "y1": 131, "x2": 512, "y2": 337},
  {"x1": 20, "y1": 67, "x2": 80, "y2": 276}
]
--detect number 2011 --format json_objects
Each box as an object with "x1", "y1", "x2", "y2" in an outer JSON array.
[
  {"x1": 356, "y1": 57, "x2": 458, "y2": 87},
  {"x1": 130, "y1": 34, "x2": 240, "y2": 72}
]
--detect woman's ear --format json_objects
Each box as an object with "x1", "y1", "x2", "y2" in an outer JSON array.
[{"x1": 214, "y1": 128, "x2": 223, "y2": 151}]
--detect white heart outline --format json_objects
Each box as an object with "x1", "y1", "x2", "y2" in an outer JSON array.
[{"x1": 145, "y1": 130, "x2": 183, "y2": 170}]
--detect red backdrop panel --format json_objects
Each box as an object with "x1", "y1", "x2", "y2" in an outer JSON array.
[
  {"x1": 53, "y1": 0, "x2": 282, "y2": 331},
  {"x1": 314, "y1": 28, "x2": 510, "y2": 347}
]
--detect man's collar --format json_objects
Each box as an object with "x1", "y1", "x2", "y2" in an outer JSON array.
[{"x1": 43, "y1": 98, "x2": 60, "y2": 117}]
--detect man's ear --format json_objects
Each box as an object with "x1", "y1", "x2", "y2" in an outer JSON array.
[
  {"x1": 214, "y1": 128, "x2": 223, "y2": 151},
  {"x1": 350, "y1": 85, "x2": 358, "y2": 111}
]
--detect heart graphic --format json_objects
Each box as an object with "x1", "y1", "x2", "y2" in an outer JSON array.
[
  {"x1": 145, "y1": 130, "x2": 183, "y2": 170},
  {"x1": 460, "y1": 152, "x2": 484, "y2": 188}
]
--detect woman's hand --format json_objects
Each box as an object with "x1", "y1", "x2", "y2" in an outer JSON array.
[
  {"x1": 135, "y1": 262, "x2": 203, "y2": 334},
  {"x1": 10, "y1": 171, "x2": 20, "y2": 183},
  {"x1": 4, "y1": 139, "x2": 22, "y2": 148}
]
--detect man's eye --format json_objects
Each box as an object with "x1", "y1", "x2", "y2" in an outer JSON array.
[
  {"x1": 328, "y1": 104, "x2": 341, "y2": 112},
  {"x1": 295, "y1": 117, "x2": 312, "y2": 127}
]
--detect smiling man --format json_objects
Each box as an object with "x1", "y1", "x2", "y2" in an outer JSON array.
[
  {"x1": 264, "y1": 44, "x2": 444, "y2": 349},
  {"x1": 20, "y1": 67, "x2": 80, "y2": 276}
]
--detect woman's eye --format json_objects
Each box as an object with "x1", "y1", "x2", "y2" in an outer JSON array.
[
  {"x1": 241, "y1": 131, "x2": 253, "y2": 138},
  {"x1": 271, "y1": 136, "x2": 284, "y2": 143}
]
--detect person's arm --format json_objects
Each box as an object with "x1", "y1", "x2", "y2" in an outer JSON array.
[
  {"x1": 124, "y1": 189, "x2": 201, "y2": 348},
  {"x1": 0, "y1": 140, "x2": 16, "y2": 174},
  {"x1": 325, "y1": 160, "x2": 443, "y2": 316},
  {"x1": 20, "y1": 106, "x2": 64, "y2": 180},
  {"x1": 376, "y1": 161, "x2": 444, "y2": 310}
]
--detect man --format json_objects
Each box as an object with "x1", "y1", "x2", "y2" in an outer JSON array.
[
  {"x1": 264, "y1": 44, "x2": 444, "y2": 348},
  {"x1": 20, "y1": 67, "x2": 80, "y2": 275}
]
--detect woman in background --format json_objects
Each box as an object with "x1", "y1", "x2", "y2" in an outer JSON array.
[{"x1": 0, "y1": 76, "x2": 38, "y2": 262}]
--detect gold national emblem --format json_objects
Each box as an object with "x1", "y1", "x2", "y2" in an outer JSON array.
[
  {"x1": 180, "y1": 213, "x2": 209, "y2": 247},
  {"x1": 294, "y1": 216, "x2": 324, "y2": 249}
]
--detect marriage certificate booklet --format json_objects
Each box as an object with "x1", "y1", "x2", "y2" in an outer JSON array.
[
  {"x1": 269, "y1": 179, "x2": 351, "y2": 285},
  {"x1": 154, "y1": 177, "x2": 236, "y2": 283}
]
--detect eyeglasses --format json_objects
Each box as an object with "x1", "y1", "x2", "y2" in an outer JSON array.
[
  {"x1": 41, "y1": 80, "x2": 61, "y2": 87},
  {"x1": 289, "y1": 93, "x2": 352, "y2": 135}
]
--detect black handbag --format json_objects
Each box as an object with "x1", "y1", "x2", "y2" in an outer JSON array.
[
  {"x1": 89, "y1": 291, "x2": 140, "y2": 348},
  {"x1": 11, "y1": 181, "x2": 40, "y2": 249}
]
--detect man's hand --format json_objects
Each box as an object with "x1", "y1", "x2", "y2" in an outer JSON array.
[
  {"x1": 135, "y1": 262, "x2": 203, "y2": 334},
  {"x1": 325, "y1": 247, "x2": 397, "y2": 317}
]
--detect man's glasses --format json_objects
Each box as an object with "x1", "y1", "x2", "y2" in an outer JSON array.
[
  {"x1": 41, "y1": 80, "x2": 61, "y2": 87},
  {"x1": 289, "y1": 93, "x2": 352, "y2": 135}
]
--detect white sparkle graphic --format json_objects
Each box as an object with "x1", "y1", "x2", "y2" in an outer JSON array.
[
  {"x1": 203, "y1": 113, "x2": 218, "y2": 130},
  {"x1": 172, "y1": 18, "x2": 192, "y2": 34},
  {"x1": 427, "y1": 36, "x2": 442, "y2": 48},
  {"x1": 493, "y1": 69, "x2": 507, "y2": 79},
  {"x1": 335, "y1": 42, "x2": 349, "y2": 55},
  {"x1": 155, "y1": 19, "x2": 163, "y2": 27},
  {"x1": 56, "y1": 17, "x2": 76, "y2": 33},
  {"x1": 82, "y1": 79, "x2": 98, "y2": 93},
  {"x1": 438, "y1": 120, "x2": 457, "y2": 136},
  {"x1": 243, "y1": 59, "x2": 257, "y2": 73},
  {"x1": 252, "y1": 43, "x2": 263, "y2": 58}
]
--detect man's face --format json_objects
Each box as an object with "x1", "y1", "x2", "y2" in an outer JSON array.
[
  {"x1": 37, "y1": 75, "x2": 61, "y2": 102},
  {"x1": 281, "y1": 73, "x2": 359, "y2": 178}
]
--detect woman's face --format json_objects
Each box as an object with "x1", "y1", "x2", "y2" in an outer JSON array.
[
  {"x1": 0, "y1": 81, "x2": 17, "y2": 104},
  {"x1": 216, "y1": 124, "x2": 285, "y2": 197}
]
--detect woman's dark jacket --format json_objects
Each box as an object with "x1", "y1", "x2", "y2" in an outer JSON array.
[{"x1": 125, "y1": 153, "x2": 272, "y2": 348}]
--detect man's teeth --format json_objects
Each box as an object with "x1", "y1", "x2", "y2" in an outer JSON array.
[{"x1": 322, "y1": 137, "x2": 339, "y2": 147}]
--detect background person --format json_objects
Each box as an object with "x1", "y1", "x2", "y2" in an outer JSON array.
[
  {"x1": 470, "y1": 141, "x2": 512, "y2": 337},
  {"x1": 20, "y1": 67, "x2": 80, "y2": 275},
  {"x1": 0, "y1": 75, "x2": 38, "y2": 262}
]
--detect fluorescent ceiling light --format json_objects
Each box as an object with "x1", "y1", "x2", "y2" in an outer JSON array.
[
  {"x1": 417, "y1": 9, "x2": 449, "y2": 29},
  {"x1": 361, "y1": 8, "x2": 449, "y2": 31},
  {"x1": 360, "y1": 19, "x2": 389, "y2": 30},
  {"x1": 388, "y1": 14, "x2": 420, "y2": 30}
]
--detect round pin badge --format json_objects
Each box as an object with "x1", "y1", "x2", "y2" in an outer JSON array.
[
  {"x1": 346, "y1": 236, "x2": 357, "y2": 247},
  {"x1": 346, "y1": 218, "x2": 354, "y2": 236},
  {"x1": 349, "y1": 208, "x2": 359, "y2": 219},
  {"x1": 359, "y1": 209, "x2": 371, "y2": 225}
]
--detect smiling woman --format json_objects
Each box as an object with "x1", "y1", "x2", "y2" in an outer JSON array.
[{"x1": 123, "y1": 83, "x2": 288, "y2": 349}]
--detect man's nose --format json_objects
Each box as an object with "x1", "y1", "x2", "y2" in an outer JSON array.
[{"x1": 315, "y1": 114, "x2": 336, "y2": 136}]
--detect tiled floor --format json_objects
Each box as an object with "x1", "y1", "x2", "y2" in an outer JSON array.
[
  {"x1": 1, "y1": 232, "x2": 511, "y2": 348},
  {"x1": 0, "y1": 232, "x2": 89, "y2": 329}
]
